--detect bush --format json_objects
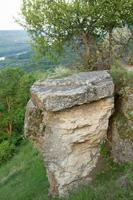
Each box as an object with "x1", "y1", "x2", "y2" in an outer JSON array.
[
  {"x1": 48, "y1": 65, "x2": 74, "y2": 78},
  {"x1": 110, "y1": 65, "x2": 127, "y2": 92},
  {"x1": 0, "y1": 140, "x2": 15, "y2": 165},
  {"x1": 0, "y1": 68, "x2": 35, "y2": 165},
  {"x1": 128, "y1": 54, "x2": 133, "y2": 66},
  {"x1": 110, "y1": 65, "x2": 133, "y2": 141},
  {"x1": 111, "y1": 65, "x2": 133, "y2": 93}
]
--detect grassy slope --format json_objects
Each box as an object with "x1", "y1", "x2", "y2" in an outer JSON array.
[
  {"x1": 0, "y1": 143, "x2": 133, "y2": 200},
  {"x1": 0, "y1": 142, "x2": 49, "y2": 200}
]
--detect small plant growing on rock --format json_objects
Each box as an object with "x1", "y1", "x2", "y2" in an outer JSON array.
[
  {"x1": 128, "y1": 54, "x2": 133, "y2": 66},
  {"x1": 100, "y1": 139, "x2": 111, "y2": 161}
]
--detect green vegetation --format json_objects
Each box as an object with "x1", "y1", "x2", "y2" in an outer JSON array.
[
  {"x1": 0, "y1": 31, "x2": 79, "y2": 72},
  {"x1": 21, "y1": 0, "x2": 133, "y2": 68},
  {"x1": 115, "y1": 112, "x2": 133, "y2": 140},
  {"x1": 0, "y1": 142, "x2": 49, "y2": 200},
  {"x1": 128, "y1": 54, "x2": 133, "y2": 65},
  {"x1": 0, "y1": 68, "x2": 35, "y2": 164},
  {"x1": 1, "y1": 60, "x2": 133, "y2": 200},
  {"x1": 1, "y1": 65, "x2": 133, "y2": 199},
  {"x1": 1, "y1": 142, "x2": 133, "y2": 200},
  {"x1": 0, "y1": 141, "x2": 16, "y2": 165},
  {"x1": 0, "y1": 66, "x2": 80, "y2": 165},
  {"x1": 0, "y1": 0, "x2": 133, "y2": 198},
  {"x1": 111, "y1": 65, "x2": 133, "y2": 140},
  {"x1": 111, "y1": 65, "x2": 133, "y2": 92}
]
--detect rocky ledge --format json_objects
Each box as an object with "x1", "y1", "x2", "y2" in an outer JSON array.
[
  {"x1": 31, "y1": 71, "x2": 114, "y2": 111},
  {"x1": 24, "y1": 71, "x2": 114, "y2": 197}
]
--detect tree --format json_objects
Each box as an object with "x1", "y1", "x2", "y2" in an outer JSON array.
[
  {"x1": 0, "y1": 68, "x2": 35, "y2": 137},
  {"x1": 0, "y1": 68, "x2": 35, "y2": 164},
  {"x1": 94, "y1": 0, "x2": 133, "y2": 66},
  {"x1": 21, "y1": 0, "x2": 133, "y2": 68},
  {"x1": 21, "y1": 0, "x2": 101, "y2": 66}
]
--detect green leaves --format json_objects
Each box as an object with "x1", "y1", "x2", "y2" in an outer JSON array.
[
  {"x1": 0, "y1": 68, "x2": 35, "y2": 136},
  {"x1": 21, "y1": 0, "x2": 99, "y2": 58},
  {"x1": 94, "y1": 0, "x2": 133, "y2": 31},
  {"x1": 20, "y1": 0, "x2": 133, "y2": 66}
]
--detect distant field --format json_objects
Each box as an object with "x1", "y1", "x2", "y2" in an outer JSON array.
[{"x1": 0, "y1": 30, "x2": 79, "y2": 72}]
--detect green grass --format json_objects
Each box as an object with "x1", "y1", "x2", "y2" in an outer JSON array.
[
  {"x1": 0, "y1": 142, "x2": 50, "y2": 200},
  {"x1": 1, "y1": 142, "x2": 133, "y2": 200}
]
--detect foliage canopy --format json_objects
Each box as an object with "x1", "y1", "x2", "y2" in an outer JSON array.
[
  {"x1": 21, "y1": 0, "x2": 133, "y2": 67},
  {"x1": 0, "y1": 68, "x2": 35, "y2": 164}
]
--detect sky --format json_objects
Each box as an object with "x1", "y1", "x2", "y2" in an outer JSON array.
[{"x1": 0, "y1": 0, "x2": 23, "y2": 30}]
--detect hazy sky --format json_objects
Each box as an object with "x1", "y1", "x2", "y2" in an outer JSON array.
[{"x1": 0, "y1": 0, "x2": 23, "y2": 30}]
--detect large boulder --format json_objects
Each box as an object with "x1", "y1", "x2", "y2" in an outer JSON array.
[{"x1": 24, "y1": 71, "x2": 114, "y2": 197}]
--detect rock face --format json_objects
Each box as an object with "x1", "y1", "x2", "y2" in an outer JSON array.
[
  {"x1": 31, "y1": 71, "x2": 114, "y2": 111},
  {"x1": 24, "y1": 71, "x2": 114, "y2": 197},
  {"x1": 112, "y1": 87, "x2": 133, "y2": 163}
]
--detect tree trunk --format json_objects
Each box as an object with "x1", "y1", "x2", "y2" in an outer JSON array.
[
  {"x1": 108, "y1": 29, "x2": 113, "y2": 68},
  {"x1": 81, "y1": 32, "x2": 92, "y2": 66},
  {"x1": 6, "y1": 97, "x2": 13, "y2": 136},
  {"x1": 7, "y1": 122, "x2": 12, "y2": 136}
]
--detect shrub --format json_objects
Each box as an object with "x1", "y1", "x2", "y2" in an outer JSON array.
[
  {"x1": 48, "y1": 65, "x2": 76, "y2": 78},
  {"x1": 110, "y1": 65, "x2": 127, "y2": 93},
  {"x1": 111, "y1": 64, "x2": 133, "y2": 141},
  {"x1": 0, "y1": 68, "x2": 35, "y2": 165},
  {"x1": 128, "y1": 54, "x2": 133, "y2": 66},
  {"x1": 0, "y1": 140, "x2": 15, "y2": 165},
  {"x1": 111, "y1": 65, "x2": 133, "y2": 93}
]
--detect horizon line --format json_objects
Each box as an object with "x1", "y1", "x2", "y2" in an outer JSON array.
[{"x1": 0, "y1": 29, "x2": 25, "y2": 31}]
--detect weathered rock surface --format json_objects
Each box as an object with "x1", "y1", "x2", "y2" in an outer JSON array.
[
  {"x1": 112, "y1": 88, "x2": 133, "y2": 163},
  {"x1": 24, "y1": 71, "x2": 114, "y2": 197},
  {"x1": 31, "y1": 71, "x2": 114, "y2": 111}
]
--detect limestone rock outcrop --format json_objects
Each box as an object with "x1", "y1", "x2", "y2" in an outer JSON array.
[
  {"x1": 24, "y1": 71, "x2": 114, "y2": 197},
  {"x1": 31, "y1": 71, "x2": 114, "y2": 111}
]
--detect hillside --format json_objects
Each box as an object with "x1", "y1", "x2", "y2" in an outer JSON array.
[
  {"x1": 0, "y1": 30, "x2": 79, "y2": 72},
  {"x1": 0, "y1": 142, "x2": 133, "y2": 200},
  {"x1": 0, "y1": 68, "x2": 132, "y2": 200},
  {"x1": 0, "y1": 32, "x2": 133, "y2": 199},
  {"x1": 0, "y1": 31, "x2": 30, "y2": 57},
  {"x1": 0, "y1": 0, "x2": 133, "y2": 198}
]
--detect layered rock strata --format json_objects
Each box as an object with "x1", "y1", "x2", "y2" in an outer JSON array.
[{"x1": 24, "y1": 71, "x2": 114, "y2": 197}]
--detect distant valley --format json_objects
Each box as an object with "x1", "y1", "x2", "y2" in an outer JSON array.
[{"x1": 0, "y1": 30, "x2": 78, "y2": 72}]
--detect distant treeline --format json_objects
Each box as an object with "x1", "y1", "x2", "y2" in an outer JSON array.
[{"x1": 0, "y1": 30, "x2": 79, "y2": 72}]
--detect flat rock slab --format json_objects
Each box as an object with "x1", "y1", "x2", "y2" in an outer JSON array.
[{"x1": 31, "y1": 71, "x2": 114, "y2": 111}]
